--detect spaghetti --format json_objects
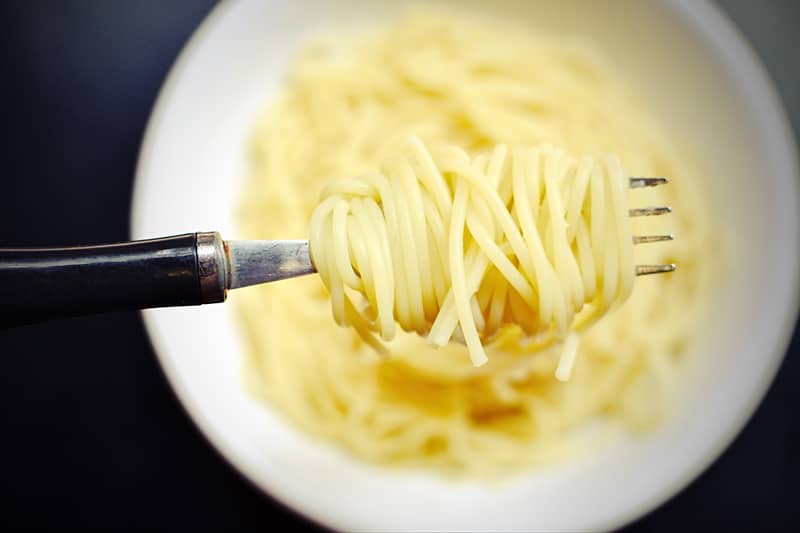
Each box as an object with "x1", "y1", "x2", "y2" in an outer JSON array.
[
  {"x1": 309, "y1": 138, "x2": 634, "y2": 368},
  {"x1": 236, "y1": 9, "x2": 720, "y2": 476}
]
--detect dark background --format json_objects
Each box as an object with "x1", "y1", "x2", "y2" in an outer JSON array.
[{"x1": 0, "y1": 1, "x2": 797, "y2": 530}]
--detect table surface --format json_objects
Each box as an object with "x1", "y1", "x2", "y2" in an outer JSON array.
[{"x1": 0, "y1": 1, "x2": 798, "y2": 530}]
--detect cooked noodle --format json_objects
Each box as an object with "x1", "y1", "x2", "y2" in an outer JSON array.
[
  {"x1": 236, "y1": 9, "x2": 721, "y2": 476},
  {"x1": 309, "y1": 138, "x2": 634, "y2": 368}
]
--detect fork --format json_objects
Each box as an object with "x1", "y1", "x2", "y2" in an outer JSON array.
[{"x1": 0, "y1": 177, "x2": 674, "y2": 326}]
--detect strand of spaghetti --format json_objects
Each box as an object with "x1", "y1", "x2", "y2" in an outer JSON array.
[
  {"x1": 606, "y1": 155, "x2": 635, "y2": 304},
  {"x1": 449, "y1": 179, "x2": 487, "y2": 365},
  {"x1": 428, "y1": 245, "x2": 489, "y2": 346},
  {"x1": 513, "y1": 147, "x2": 562, "y2": 327},
  {"x1": 396, "y1": 157, "x2": 436, "y2": 322}
]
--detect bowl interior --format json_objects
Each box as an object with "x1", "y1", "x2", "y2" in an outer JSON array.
[{"x1": 132, "y1": 0, "x2": 800, "y2": 530}]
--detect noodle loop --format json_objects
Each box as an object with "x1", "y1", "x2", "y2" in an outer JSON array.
[{"x1": 310, "y1": 138, "x2": 635, "y2": 366}]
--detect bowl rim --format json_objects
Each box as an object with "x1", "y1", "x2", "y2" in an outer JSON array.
[{"x1": 131, "y1": 0, "x2": 800, "y2": 530}]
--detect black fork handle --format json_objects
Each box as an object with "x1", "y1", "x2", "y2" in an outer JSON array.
[{"x1": 0, "y1": 233, "x2": 226, "y2": 327}]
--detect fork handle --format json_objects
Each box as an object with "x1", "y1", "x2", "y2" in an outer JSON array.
[{"x1": 0, "y1": 232, "x2": 227, "y2": 327}]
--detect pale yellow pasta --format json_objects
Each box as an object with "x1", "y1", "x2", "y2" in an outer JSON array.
[
  {"x1": 236, "y1": 9, "x2": 722, "y2": 476},
  {"x1": 309, "y1": 138, "x2": 634, "y2": 367}
]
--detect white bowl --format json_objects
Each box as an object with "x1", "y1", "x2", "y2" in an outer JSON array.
[{"x1": 131, "y1": 0, "x2": 800, "y2": 530}]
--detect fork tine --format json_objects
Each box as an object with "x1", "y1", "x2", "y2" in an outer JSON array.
[
  {"x1": 633, "y1": 234, "x2": 674, "y2": 245},
  {"x1": 636, "y1": 264, "x2": 677, "y2": 276},
  {"x1": 629, "y1": 178, "x2": 674, "y2": 275},
  {"x1": 629, "y1": 206, "x2": 672, "y2": 217},
  {"x1": 629, "y1": 177, "x2": 669, "y2": 188}
]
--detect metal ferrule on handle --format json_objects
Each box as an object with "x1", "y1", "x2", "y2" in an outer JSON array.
[{"x1": 196, "y1": 232, "x2": 227, "y2": 304}]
